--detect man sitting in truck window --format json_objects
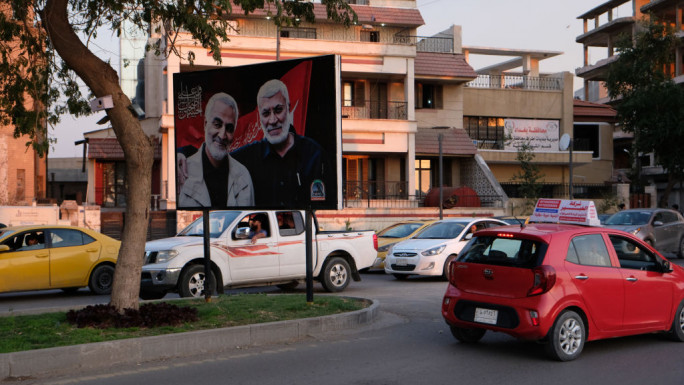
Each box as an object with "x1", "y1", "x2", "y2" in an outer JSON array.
[{"x1": 249, "y1": 213, "x2": 269, "y2": 244}]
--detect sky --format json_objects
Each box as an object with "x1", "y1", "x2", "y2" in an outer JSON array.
[{"x1": 49, "y1": 0, "x2": 621, "y2": 158}]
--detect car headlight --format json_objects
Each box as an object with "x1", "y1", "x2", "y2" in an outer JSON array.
[
  {"x1": 155, "y1": 250, "x2": 179, "y2": 264},
  {"x1": 378, "y1": 242, "x2": 396, "y2": 252},
  {"x1": 421, "y1": 245, "x2": 446, "y2": 256},
  {"x1": 631, "y1": 227, "x2": 641, "y2": 235}
]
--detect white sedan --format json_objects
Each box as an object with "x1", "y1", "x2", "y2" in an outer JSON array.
[{"x1": 384, "y1": 218, "x2": 508, "y2": 280}]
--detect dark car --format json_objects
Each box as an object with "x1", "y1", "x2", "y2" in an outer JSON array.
[{"x1": 603, "y1": 208, "x2": 684, "y2": 257}]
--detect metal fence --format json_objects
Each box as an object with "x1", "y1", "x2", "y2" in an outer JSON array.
[
  {"x1": 500, "y1": 183, "x2": 613, "y2": 199},
  {"x1": 343, "y1": 181, "x2": 506, "y2": 208}
]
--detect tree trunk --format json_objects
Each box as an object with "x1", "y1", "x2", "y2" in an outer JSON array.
[{"x1": 42, "y1": 0, "x2": 153, "y2": 311}]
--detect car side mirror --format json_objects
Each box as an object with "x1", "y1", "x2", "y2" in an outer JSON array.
[
  {"x1": 235, "y1": 227, "x2": 251, "y2": 239},
  {"x1": 0, "y1": 244, "x2": 9, "y2": 252},
  {"x1": 661, "y1": 259, "x2": 673, "y2": 273},
  {"x1": 464, "y1": 233, "x2": 473, "y2": 240},
  {"x1": 653, "y1": 220, "x2": 664, "y2": 227}
]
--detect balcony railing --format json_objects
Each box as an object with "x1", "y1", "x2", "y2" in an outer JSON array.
[
  {"x1": 341, "y1": 100, "x2": 407, "y2": 120},
  {"x1": 393, "y1": 34, "x2": 454, "y2": 53},
  {"x1": 466, "y1": 75, "x2": 563, "y2": 91}
]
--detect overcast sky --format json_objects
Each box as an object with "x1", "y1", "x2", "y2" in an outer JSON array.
[{"x1": 50, "y1": 0, "x2": 618, "y2": 158}]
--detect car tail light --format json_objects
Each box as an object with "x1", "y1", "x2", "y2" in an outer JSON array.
[
  {"x1": 528, "y1": 265, "x2": 556, "y2": 296},
  {"x1": 373, "y1": 233, "x2": 378, "y2": 251},
  {"x1": 448, "y1": 262, "x2": 459, "y2": 286}
]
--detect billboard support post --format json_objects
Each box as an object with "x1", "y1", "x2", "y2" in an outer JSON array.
[
  {"x1": 202, "y1": 209, "x2": 213, "y2": 302},
  {"x1": 305, "y1": 209, "x2": 314, "y2": 304}
]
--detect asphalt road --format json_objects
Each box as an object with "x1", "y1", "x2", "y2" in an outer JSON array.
[{"x1": 7, "y1": 268, "x2": 684, "y2": 385}]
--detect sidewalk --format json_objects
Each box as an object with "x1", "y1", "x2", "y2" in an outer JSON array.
[{"x1": 0, "y1": 298, "x2": 379, "y2": 380}]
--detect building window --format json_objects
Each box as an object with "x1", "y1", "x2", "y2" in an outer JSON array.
[
  {"x1": 361, "y1": 30, "x2": 380, "y2": 42},
  {"x1": 415, "y1": 83, "x2": 442, "y2": 109},
  {"x1": 415, "y1": 159, "x2": 432, "y2": 199},
  {"x1": 280, "y1": 27, "x2": 317, "y2": 39},
  {"x1": 573, "y1": 124, "x2": 599, "y2": 158},
  {"x1": 102, "y1": 162, "x2": 127, "y2": 208},
  {"x1": 343, "y1": 81, "x2": 354, "y2": 107},
  {"x1": 464, "y1": 116, "x2": 505, "y2": 149}
]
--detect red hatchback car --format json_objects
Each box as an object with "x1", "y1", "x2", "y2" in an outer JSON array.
[{"x1": 441, "y1": 223, "x2": 684, "y2": 361}]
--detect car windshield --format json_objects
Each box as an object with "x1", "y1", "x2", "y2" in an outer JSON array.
[
  {"x1": 178, "y1": 211, "x2": 240, "y2": 238},
  {"x1": 0, "y1": 229, "x2": 14, "y2": 239},
  {"x1": 458, "y1": 236, "x2": 545, "y2": 268},
  {"x1": 414, "y1": 222, "x2": 466, "y2": 239},
  {"x1": 605, "y1": 211, "x2": 652, "y2": 226},
  {"x1": 377, "y1": 223, "x2": 424, "y2": 238}
]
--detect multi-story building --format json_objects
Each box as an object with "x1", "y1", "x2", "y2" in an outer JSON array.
[
  {"x1": 0, "y1": 5, "x2": 47, "y2": 206},
  {"x1": 76, "y1": 0, "x2": 617, "y2": 232},
  {"x1": 576, "y1": 0, "x2": 681, "y2": 207},
  {"x1": 138, "y1": 0, "x2": 508, "y2": 216}
]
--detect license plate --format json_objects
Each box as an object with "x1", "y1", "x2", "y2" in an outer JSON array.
[
  {"x1": 396, "y1": 258, "x2": 408, "y2": 266},
  {"x1": 474, "y1": 308, "x2": 498, "y2": 325}
]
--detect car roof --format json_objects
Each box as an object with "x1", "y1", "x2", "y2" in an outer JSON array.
[{"x1": 475, "y1": 223, "x2": 612, "y2": 243}]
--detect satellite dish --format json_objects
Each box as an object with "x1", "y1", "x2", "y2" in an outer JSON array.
[{"x1": 559, "y1": 134, "x2": 571, "y2": 151}]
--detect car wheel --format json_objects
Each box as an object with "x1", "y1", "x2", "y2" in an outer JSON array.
[
  {"x1": 678, "y1": 238, "x2": 684, "y2": 259},
  {"x1": 88, "y1": 265, "x2": 115, "y2": 295},
  {"x1": 321, "y1": 257, "x2": 351, "y2": 292},
  {"x1": 669, "y1": 300, "x2": 684, "y2": 341},
  {"x1": 545, "y1": 310, "x2": 585, "y2": 361},
  {"x1": 442, "y1": 254, "x2": 458, "y2": 281},
  {"x1": 450, "y1": 326, "x2": 486, "y2": 343},
  {"x1": 178, "y1": 264, "x2": 217, "y2": 298},
  {"x1": 139, "y1": 289, "x2": 167, "y2": 300}
]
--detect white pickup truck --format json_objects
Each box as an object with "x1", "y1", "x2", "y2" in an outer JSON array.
[{"x1": 139, "y1": 210, "x2": 378, "y2": 299}]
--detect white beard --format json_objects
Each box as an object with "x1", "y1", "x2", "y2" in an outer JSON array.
[
  {"x1": 206, "y1": 141, "x2": 228, "y2": 161},
  {"x1": 262, "y1": 112, "x2": 292, "y2": 145}
]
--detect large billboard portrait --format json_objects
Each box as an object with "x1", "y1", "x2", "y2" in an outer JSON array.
[{"x1": 173, "y1": 55, "x2": 340, "y2": 211}]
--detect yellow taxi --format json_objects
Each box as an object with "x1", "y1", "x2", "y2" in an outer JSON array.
[
  {"x1": 0, "y1": 225, "x2": 120, "y2": 295},
  {"x1": 371, "y1": 220, "x2": 435, "y2": 271}
]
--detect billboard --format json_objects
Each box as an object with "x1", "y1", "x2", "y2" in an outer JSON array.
[
  {"x1": 173, "y1": 55, "x2": 340, "y2": 210},
  {"x1": 503, "y1": 119, "x2": 559, "y2": 151}
]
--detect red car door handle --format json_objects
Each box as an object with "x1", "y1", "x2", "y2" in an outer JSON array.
[
  {"x1": 626, "y1": 277, "x2": 638, "y2": 282},
  {"x1": 574, "y1": 275, "x2": 589, "y2": 280}
]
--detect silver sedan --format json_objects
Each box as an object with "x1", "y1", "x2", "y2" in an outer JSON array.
[{"x1": 603, "y1": 208, "x2": 684, "y2": 258}]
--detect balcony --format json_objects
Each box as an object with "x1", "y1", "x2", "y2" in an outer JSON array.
[
  {"x1": 341, "y1": 100, "x2": 408, "y2": 120},
  {"x1": 466, "y1": 75, "x2": 563, "y2": 91}
]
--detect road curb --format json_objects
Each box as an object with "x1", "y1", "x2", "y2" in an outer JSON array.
[{"x1": 0, "y1": 297, "x2": 378, "y2": 380}]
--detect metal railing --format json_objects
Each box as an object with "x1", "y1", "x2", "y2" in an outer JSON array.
[
  {"x1": 341, "y1": 100, "x2": 407, "y2": 120},
  {"x1": 393, "y1": 35, "x2": 454, "y2": 53},
  {"x1": 343, "y1": 181, "x2": 506, "y2": 208},
  {"x1": 466, "y1": 75, "x2": 563, "y2": 91},
  {"x1": 500, "y1": 183, "x2": 613, "y2": 199}
]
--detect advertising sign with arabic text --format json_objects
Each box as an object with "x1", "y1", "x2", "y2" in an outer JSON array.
[
  {"x1": 504, "y1": 119, "x2": 559, "y2": 151},
  {"x1": 529, "y1": 199, "x2": 601, "y2": 226}
]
